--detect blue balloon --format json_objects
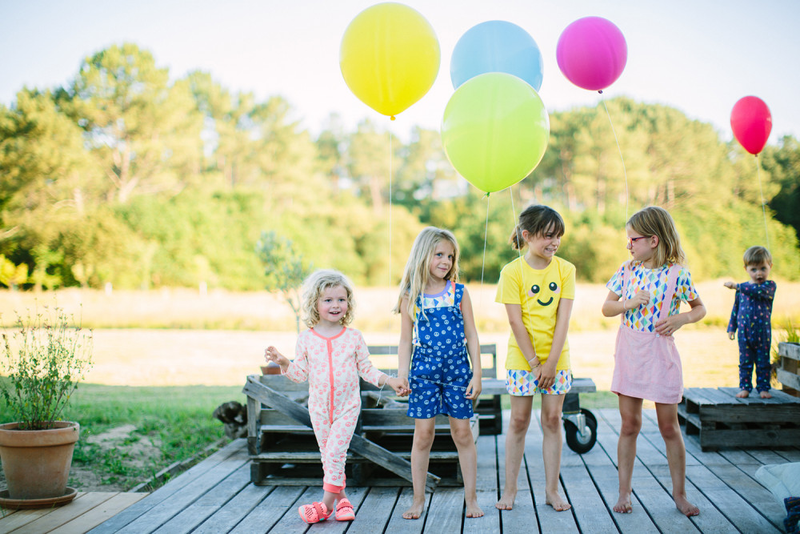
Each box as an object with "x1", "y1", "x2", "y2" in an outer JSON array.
[{"x1": 450, "y1": 21, "x2": 544, "y2": 91}]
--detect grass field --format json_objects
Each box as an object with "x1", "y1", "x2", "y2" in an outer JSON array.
[{"x1": 0, "y1": 283, "x2": 797, "y2": 492}]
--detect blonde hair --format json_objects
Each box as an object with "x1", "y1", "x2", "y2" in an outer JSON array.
[
  {"x1": 627, "y1": 206, "x2": 687, "y2": 267},
  {"x1": 393, "y1": 227, "x2": 460, "y2": 317},
  {"x1": 743, "y1": 246, "x2": 772, "y2": 266},
  {"x1": 301, "y1": 269, "x2": 355, "y2": 328},
  {"x1": 509, "y1": 205, "x2": 565, "y2": 250}
]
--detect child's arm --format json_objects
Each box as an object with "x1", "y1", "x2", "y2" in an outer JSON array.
[
  {"x1": 461, "y1": 288, "x2": 482, "y2": 400},
  {"x1": 602, "y1": 289, "x2": 651, "y2": 317},
  {"x1": 505, "y1": 303, "x2": 540, "y2": 369},
  {"x1": 727, "y1": 290, "x2": 740, "y2": 340},
  {"x1": 264, "y1": 346, "x2": 290, "y2": 372},
  {"x1": 397, "y1": 297, "x2": 413, "y2": 394},
  {"x1": 538, "y1": 298, "x2": 573, "y2": 390},
  {"x1": 353, "y1": 332, "x2": 408, "y2": 396},
  {"x1": 654, "y1": 297, "x2": 706, "y2": 337},
  {"x1": 264, "y1": 344, "x2": 309, "y2": 382}
]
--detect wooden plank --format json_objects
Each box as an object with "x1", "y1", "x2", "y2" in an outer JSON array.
[
  {"x1": 344, "y1": 487, "x2": 401, "y2": 534},
  {"x1": 88, "y1": 439, "x2": 246, "y2": 533},
  {"x1": 0, "y1": 504, "x2": 60, "y2": 532},
  {"x1": 243, "y1": 376, "x2": 440, "y2": 491},
  {"x1": 526, "y1": 412, "x2": 579, "y2": 533},
  {"x1": 777, "y1": 368, "x2": 800, "y2": 391},
  {"x1": 382, "y1": 487, "x2": 430, "y2": 534},
  {"x1": 697, "y1": 427, "x2": 800, "y2": 450},
  {"x1": 191, "y1": 484, "x2": 274, "y2": 534},
  {"x1": 494, "y1": 431, "x2": 540, "y2": 533},
  {"x1": 560, "y1": 464, "x2": 618, "y2": 533},
  {"x1": 263, "y1": 486, "x2": 319, "y2": 534},
  {"x1": 227, "y1": 486, "x2": 305, "y2": 534},
  {"x1": 463, "y1": 434, "x2": 500, "y2": 534},
  {"x1": 718, "y1": 386, "x2": 800, "y2": 406},
  {"x1": 48, "y1": 493, "x2": 149, "y2": 534},
  {"x1": 421, "y1": 487, "x2": 464, "y2": 532},
  {"x1": 779, "y1": 341, "x2": 800, "y2": 361},
  {"x1": 150, "y1": 463, "x2": 252, "y2": 534},
  {"x1": 106, "y1": 449, "x2": 251, "y2": 534},
  {"x1": 10, "y1": 492, "x2": 117, "y2": 534}
]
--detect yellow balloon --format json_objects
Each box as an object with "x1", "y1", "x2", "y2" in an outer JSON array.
[{"x1": 340, "y1": 3, "x2": 440, "y2": 119}]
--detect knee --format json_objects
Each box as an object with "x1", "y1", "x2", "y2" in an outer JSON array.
[
  {"x1": 450, "y1": 425, "x2": 473, "y2": 446},
  {"x1": 540, "y1": 411, "x2": 561, "y2": 433},
  {"x1": 658, "y1": 419, "x2": 681, "y2": 441},
  {"x1": 414, "y1": 426, "x2": 436, "y2": 448},
  {"x1": 508, "y1": 411, "x2": 532, "y2": 434},
  {"x1": 620, "y1": 416, "x2": 641, "y2": 438}
]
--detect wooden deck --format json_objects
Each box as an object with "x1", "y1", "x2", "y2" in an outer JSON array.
[{"x1": 2, "y1": 408, "x2": 797, "y2": 533}]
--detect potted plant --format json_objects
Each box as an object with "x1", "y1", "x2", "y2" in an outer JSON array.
[{"x1": 0, "y1": 306, "x2": 92, "y2": 505}]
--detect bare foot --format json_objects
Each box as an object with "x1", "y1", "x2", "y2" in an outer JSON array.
[
  {"x1": 613, "y1": 492, "x2": 633, "y2": 513},
  {"x1": 735, "y1": 389, "x2": 750, "y2": 398},
  {"x1": 465, "y1": 498, "x2": 484, "y2": 518},
  {"x1": 546, "y1": 490, "x2": 571, "y2": 511},
  {"x1": 760, "y1": 391, "x2": 772, "y2": 399},
  {"x1": 674, "y1": 494, "x2": 699, "y2": 517},
  {"x1": 495, "y1": 489, "x2": 516, "y2": 510},
  {"x1": 402, "y1": 498, "x2": 425, "y2": 520}
]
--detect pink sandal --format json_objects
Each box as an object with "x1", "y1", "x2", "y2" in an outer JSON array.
[
  {"x1": 298, "y1": 502, "x2": 331, "y2": 524},
  {"x1": 335, "y1": 498, "x2": 355, "y2": 521}
]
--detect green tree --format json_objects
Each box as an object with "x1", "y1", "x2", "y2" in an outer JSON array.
[{"x1": 256, "y1": 231, "x2": 311, "y2": 333}]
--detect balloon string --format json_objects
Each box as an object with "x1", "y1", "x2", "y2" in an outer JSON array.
[
  {"x1": 756, "y1": 155, "x2": 770, "y2": 250},
  {"x1": 601, "y1": 94, "x2": 630, "y2": 222},
  {"x1": 389, "y1": 131, "x2": 393, "y2": 287},
  {"x1": 479, "y1": 192, "x2": 491, "y2": 311}
]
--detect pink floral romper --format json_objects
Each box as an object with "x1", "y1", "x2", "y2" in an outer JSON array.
[{"x1": 283, "y1": 327, "x2": 384, "y2": 493}]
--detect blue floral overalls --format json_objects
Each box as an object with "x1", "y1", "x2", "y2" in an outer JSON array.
[{"x1": 407, "y1": 281, "x2": 474, "y2": 419}]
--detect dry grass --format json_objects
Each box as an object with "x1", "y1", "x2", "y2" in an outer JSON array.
[{"x1": 1, "y1": 281, "x2": 797, "y2": 393}]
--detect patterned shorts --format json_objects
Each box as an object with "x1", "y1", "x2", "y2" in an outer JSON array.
[{"x1": 506, "y1": 369, "x2": 573, "y2": 396}]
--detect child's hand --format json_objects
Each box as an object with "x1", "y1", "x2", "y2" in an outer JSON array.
[
  {"x1": 627, "y1": 290, "x2": 651, "y2": 310},
  {"x1": 264, "y1": 346, "x2": 289, "y2": 367},
  {"x1": 654, "y1": 314, "x2": 688, "y2": 337},
  {"x1": 465, "y1": 376, "x2": 482, "y2": 400},
  {"x1": 537, "y1": 363, "x2": 556, "y2": 391},
  {"x1": 386, "y1": 376, "x2": 409, "y2": 396},
  {"x1": 723, "y1": 281, "x2": 738, "y2": 290},
  {"x1": 728, "y1": 331, "x2": 735, "y2": 341}
]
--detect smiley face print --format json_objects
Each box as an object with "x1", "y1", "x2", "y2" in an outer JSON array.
[{"x1": 528, "y1": 281, "x2": 560, "y2": 306}]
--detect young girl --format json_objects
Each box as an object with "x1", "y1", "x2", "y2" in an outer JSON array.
[
  {"x1": 395, "y1": 227, "x2": 484, "y2": 520},
  {"x1": 602, "y1": 206, "x2": 705, "y2": 517},
  {"x1": 495, "y1": 205, "x2": 575, "y2": 512},
  {"x1": 265, "y1": 269, "x2": 406, "y2": 524}
]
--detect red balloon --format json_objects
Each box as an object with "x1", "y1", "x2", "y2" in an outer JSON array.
[{"x1": 730, "y1": 96, "x2": 772, "y2": 155}]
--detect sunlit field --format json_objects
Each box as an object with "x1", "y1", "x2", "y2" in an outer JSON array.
[{"x1": 2, "y1": 280, "x2": 798, "y2": 393}]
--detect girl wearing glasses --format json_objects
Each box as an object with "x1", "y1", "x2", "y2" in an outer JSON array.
[{"x1": 602, "y1": 206, "x2": 706, "y2": 517}]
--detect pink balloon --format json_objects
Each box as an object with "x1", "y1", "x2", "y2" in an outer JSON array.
[
  {"x1": 730, "y1": 96, "x2": 772, "y2": 155},
  {"x1": 556, "y1": 17, "x2": 627, "y2": 92}
]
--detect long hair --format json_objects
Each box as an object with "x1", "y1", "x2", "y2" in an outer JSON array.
[
  {"x1": 393, "y1": 227, "x2": 460, "y2": 317},
  {"x1": 301, "y1": 269, "x2": 356, "y2": 328},
  {"x1": 627, "y1": 206, "x2": 687, "y2": 267},
  {"x1": 509, "y1": 204, "x2": 565, "y2": 250}
]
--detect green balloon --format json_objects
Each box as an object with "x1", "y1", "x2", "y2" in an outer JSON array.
[{"x1": 441, "y1": 72, "x2": 550, "y2": 193}]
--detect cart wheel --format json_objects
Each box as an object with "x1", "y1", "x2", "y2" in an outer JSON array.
[{"x1": 564, "y1": 409, "x2": 597, "y2": 454}]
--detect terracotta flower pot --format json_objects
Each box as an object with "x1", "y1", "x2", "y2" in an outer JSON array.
[{"x1": 0, "y1": 422, "x2": 80, "y2": 500}]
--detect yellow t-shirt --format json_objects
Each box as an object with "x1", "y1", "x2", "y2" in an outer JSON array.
[{"x1": 495, "y1": 256, "x2": 576, "y2": 371}]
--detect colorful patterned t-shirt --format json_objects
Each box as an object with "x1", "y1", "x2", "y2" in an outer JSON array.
[{"x1": 606, "y1": 261, "x2": 699, "y2": 333}]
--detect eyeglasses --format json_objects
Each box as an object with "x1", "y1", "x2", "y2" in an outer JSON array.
[{"x1": 627, "y1": 236, "x2": 648, "y2": 246}]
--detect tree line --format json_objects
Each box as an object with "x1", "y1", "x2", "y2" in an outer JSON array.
[{"x1": 1, "y1": 43, "x2": 798, "y2": 291}]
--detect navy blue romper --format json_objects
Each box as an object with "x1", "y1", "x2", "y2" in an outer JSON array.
[
  {"x1": 407, "y1": 282, "x2": 474, "y2": 419},
  {"x1": 727, "y1": 280, "x2": 776, "y2": 393}
]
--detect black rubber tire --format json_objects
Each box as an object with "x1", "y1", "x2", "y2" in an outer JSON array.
[{"x1": 564, "y1": 409, "x2": 598, "y2": 454}]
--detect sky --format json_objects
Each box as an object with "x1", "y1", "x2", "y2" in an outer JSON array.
[{"x1": 1, "y1": 0, "x2": 799, "y2": 145}]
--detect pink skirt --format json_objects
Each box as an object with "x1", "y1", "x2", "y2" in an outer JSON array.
[{"x1": 611, "y1": 325, "x2": 683, "y2": 404}]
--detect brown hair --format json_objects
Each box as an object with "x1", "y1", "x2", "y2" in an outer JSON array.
[
  {"x1": 509, "y1": 205, "x2": 565, "y2": 250},
  {"x1": 743, "y1": 246, "x2": 772, "y2": 266},
  {"x1": 627, "y1": 206, "x2": 687, "y2": 267}
]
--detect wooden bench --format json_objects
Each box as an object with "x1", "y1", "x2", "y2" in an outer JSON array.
[
  {"x1": 777, "y1": 341, "x2": 800, "y2": 397},
  {"x1": 677, "y1": 386, "x2": 800, "y2": 450}
]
